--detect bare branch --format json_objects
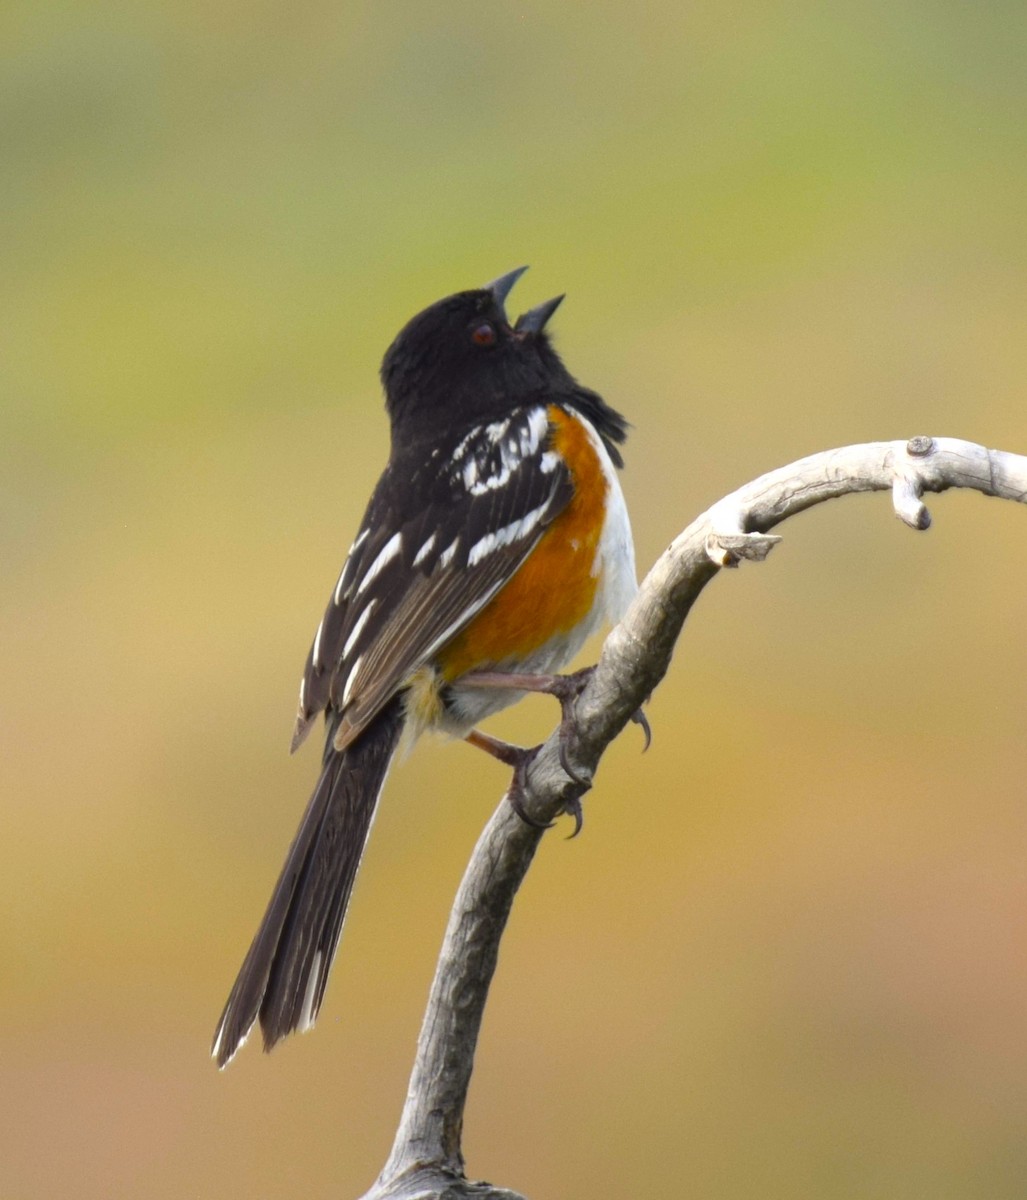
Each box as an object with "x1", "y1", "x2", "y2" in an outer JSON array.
[{"x1": 360, "y1": 437, "x2": 1027, "y2": 1200}]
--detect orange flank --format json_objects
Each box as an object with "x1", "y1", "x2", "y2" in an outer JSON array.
[{"x1": 437, "y1": 406, "x2": 608, "y2": 681}]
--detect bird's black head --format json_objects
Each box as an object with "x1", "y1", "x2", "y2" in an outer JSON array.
[{"x1": 380, "y1": 268, "x2": 557, "y2": 437}]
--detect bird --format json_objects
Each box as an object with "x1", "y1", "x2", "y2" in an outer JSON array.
[{"x1": 211, "y1": 267, "x2": 637, "y2": 1068}]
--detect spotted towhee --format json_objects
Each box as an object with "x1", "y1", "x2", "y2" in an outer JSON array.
[{"x1": 212, "y1": 268, "x2": 636, "y2": 1067}]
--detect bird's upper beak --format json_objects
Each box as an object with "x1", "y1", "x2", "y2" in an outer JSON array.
[
  {"x1": 483, "y1": 265, "x2": 529, "y2": 315},
  {"x1": 515, "y1": 294, "x2": 565, "y2": 336}
]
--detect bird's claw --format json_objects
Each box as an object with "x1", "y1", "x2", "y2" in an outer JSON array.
[
  {"x1": 505, "y1": 747, "x2": 555, "y2": 829},
  {"x1": 504, "y1": 744, "x2": 587, "y2": 836},
  {"x1": 507, "y1": 784, "x2": 556, "y2": 830},
  {"x1": 562, "y1": 794, "x2": 584, "y2": 839},
  {"x1": 631, "y1": 707, "x2": 652, "y2": 752}
]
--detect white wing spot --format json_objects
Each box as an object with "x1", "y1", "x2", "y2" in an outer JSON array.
[
  {"x1": 312, "y1": 617, "x2": 325, "y2": 670},
  {"x1": 457, "y1": 410, "x2": 551, "y2": 496},
  {"x1": 342, "y1": 600, "x2": 376, "y2": 660},
  {"x1": 439, "y1": 538, "x2": 460, "y2": 569},
  {"x1": 517, "y1": 501, "x2": 549, "y2": 541},
  {"x1": 467, "y1": 500, "x2": 550, "y2": 567},
  {"x1": 451, "y1": 427, "x2": 481, "y2": 463},
  {"x1": 341, "y1": 654, "x2": 363, "y2": 707},
  {"x1": 413, "y1": 533, "x2": 437, "y2": 568},
  {"x1": 521, "y1": 406, "x2": 549, "y2": 455},
  {"x1": 357, "y1": 532, "x2": 402, "y2": 595},
  {"x1": 334, "y1": 528, "x2": 370, "y2": 604},
  {"x1": 540, "y1": 451, "x2": 560, "y2": 474},
  {"x1": 468, "y1": 459, "x2": 515, "y2": 496}
]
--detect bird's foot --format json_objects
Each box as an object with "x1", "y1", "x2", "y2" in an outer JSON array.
[
  {"x1": 464, "y1": 728, "x2": 583, "y2": 834},
  {"x1": 459, "y1": 666, "x2": 595, "y2": 787}
]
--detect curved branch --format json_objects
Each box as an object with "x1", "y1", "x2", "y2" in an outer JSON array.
[{"x1": 360, "y1": 437, "x2": 1027, "y2": 1200}]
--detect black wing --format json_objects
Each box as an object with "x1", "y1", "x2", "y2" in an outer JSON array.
[{"x1": 291, "y1": 403, "x2": 572, "y2": 751}]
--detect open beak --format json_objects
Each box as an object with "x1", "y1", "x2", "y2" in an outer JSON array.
[
  {"x1": 483, "y1": 265, "x2": 529, "y2": 314},
  {"x1": 515, "y1": 294, "x2": 565, "y2": 335}
]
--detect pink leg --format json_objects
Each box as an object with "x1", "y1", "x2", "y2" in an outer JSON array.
[{"x1": 464, "y1": 730, "x2": 553, "y2": 830}]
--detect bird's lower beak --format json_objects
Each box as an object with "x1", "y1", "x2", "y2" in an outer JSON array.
[
  {"x1": 484, "y1": 266, "x2": 529, "y2": 312},
  {"x1": 515, "y1": 294, "x2": 565, "y2": 335}
]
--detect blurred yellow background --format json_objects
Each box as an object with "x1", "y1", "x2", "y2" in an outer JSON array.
[{"x1": 3, "y1": 1, "x2": 1027, "y2": 1196}]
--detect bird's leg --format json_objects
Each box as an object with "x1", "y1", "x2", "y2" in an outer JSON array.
[
  {"x1": 461, "y1": 666, "x2": 652, "y2": 770},
  {"x1": 462, "y1": 669, "x2": 650, "y2": 836},
  {"x1": 464, "y1": 729, "x2": 552, "y2": 830},
  {"x1": 459, "y1": 667, "x2": 596, "y2": 788},
  {"x1": 463, "y1": 726, "x2": 527, "y2": 770}
]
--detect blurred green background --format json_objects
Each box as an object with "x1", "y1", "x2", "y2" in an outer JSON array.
[{"x1": 4, "y1": 1, "x2": 1027, "y2": 1197}]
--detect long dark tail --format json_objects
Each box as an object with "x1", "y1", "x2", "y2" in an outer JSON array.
[{"x1": 212, "y1": 698, "x2": 404, "y2": 1068}]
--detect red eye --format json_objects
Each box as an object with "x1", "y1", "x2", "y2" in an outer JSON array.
[{"x1": 471, "y1": 322, "x2": 496, "y2": 346}]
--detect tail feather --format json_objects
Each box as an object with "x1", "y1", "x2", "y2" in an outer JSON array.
[{"x1": 212, "y1": 698, "x2": 404, "y2": 1068}]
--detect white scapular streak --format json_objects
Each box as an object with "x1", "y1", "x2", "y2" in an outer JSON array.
[
  {"x1": 467, "y1": 461, "x2": 512, "y2": 495},
  {"x1": 462, "y1": 457, "x2": 481, "y2": 490},
  {"x1": 522, "y1": 406, "x2": 549, "y2": 455},
  {"x1": 465, "y1": 409, "x2": 548, "y2": 497}
]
